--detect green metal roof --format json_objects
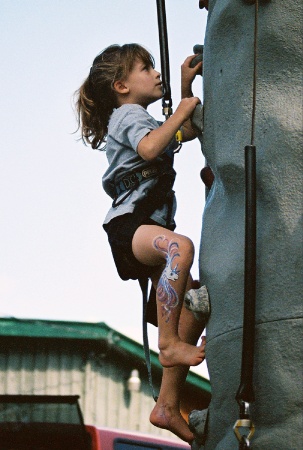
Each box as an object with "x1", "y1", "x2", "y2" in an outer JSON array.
[{"x1": 0, "y1": 317, "x2": 211, "y2": 395}]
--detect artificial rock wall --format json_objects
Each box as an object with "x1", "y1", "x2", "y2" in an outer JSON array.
[{"x1": 200, "y1": 1, "x2": 302, "y2": 448}]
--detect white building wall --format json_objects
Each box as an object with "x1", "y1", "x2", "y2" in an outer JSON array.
[{"x1": 0, "y1": 342, "x2": 174, "y2": 439}]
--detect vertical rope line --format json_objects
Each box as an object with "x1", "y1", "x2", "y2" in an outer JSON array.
[{"x1": 251, "y1": 0, "x2": 259, "y2": 145}]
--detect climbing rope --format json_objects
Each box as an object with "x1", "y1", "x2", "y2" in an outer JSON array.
[
  {"x1": 234, "y1": 1, "x2": 259, "y2": 448},
  {"x1": 251, "y1": 0, "x2": 259, "y2": 146}
]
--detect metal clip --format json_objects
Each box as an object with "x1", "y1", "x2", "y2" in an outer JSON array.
[
  {"x1": 162, "y1": 99, "x2": 173, "y2": 120},
  {"x1": 163, "y1": 106, "x2": 172, "y2": 120},
  {"x1": 233, "y1": 418, "x2": 255, "y2": 444}
]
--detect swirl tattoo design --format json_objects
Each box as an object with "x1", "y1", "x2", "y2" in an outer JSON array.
[{"x1": 153, "y1": 235, "x2": 181, "y2": 322}]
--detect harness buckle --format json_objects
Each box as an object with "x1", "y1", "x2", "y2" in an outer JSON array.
[
  {"x1": 112, "y1": 177, "x2": 140, "y2": 208},
  {"x1": 174, "y1": 129, "x2": 183, "y2": 153}
]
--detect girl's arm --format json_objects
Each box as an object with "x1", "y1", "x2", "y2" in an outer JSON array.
[
  {"x1": 180, "y1": 54, "x2": 203, "y2": 142},
  {"x1": 137, "y1": 96, "x2": 200, "y2": 161}
]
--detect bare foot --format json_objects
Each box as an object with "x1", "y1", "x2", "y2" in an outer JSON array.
[
  {"x1": 150, "y1": 402, "x2": 194, "y2": 443},
  {"x1": 159, "y1": 337, "x2": 206, "y2": 368}
]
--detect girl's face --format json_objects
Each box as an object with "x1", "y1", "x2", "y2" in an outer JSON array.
[{"x1": 122, "y1": 59, "x2": 163, "y2": 108}]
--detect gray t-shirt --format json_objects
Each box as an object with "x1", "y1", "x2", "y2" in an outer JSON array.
[{"x1": 102, "y1": 104, "x2": 178, "y2": 227}]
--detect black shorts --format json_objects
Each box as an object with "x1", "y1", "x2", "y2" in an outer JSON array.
[{"x1": 103, "y1": 213, "x2": 174, "y2": 281}]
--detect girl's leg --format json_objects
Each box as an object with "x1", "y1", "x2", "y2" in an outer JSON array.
[
  {"x1": 149, "y1": 277, "x2": 206, "y2": 443},
  {"x1": 132, "y1": 224, "x2": 205, "y2": 368}
]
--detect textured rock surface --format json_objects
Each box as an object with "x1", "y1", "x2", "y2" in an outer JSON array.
[{"x1": 199, "y1": 1, "x2": 303, "y2": 448}]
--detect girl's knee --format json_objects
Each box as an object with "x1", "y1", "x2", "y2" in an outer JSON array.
[{"x1": 178, "y1": 236, "x2": 194, "y2": 264}]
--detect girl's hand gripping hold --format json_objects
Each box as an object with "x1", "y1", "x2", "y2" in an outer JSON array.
[{"x1": 181, "y1": 54, "x2": 203, "y2": 98}]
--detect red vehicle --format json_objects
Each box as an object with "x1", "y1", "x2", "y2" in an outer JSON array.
[
  {"x1": 0, "y1": 395, "x2": 190, "y2": 450},
  {"x1": 86, "y1": 426, "x2": 190, "y2": 450}
]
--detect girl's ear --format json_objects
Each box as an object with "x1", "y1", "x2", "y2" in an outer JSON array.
[{"x1": 113, "y1": 80, "x2": 129, "y2": 95}]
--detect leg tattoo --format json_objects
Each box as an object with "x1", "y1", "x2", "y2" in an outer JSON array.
[{"x1": 153, "y1": 236, "x2": 181, "y2": 322}]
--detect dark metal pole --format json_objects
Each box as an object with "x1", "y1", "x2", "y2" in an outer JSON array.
[{"x1": 156, "y1": 0, "x2": 172, "y2": 118}]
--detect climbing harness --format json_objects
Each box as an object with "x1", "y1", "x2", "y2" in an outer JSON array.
[
  {"x1": 234, "y1": 1, "x2": 259, "y2": 448},
  {"x1": 112, "y1": 162, "x2": 164, "y2": 207}
]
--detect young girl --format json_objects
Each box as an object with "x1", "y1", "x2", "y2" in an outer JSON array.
[{"x1": 75, "y1": 43, "x2": 209, "y2": 443}]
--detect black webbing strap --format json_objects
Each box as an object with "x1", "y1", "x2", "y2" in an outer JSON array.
[
  {"x1": 135, "y1": 170, "x2": 174, "y2": 401},
  {"x1": 234, "y1": 146, "x2": 257, "y2": 447},
  {"x1": 234, "y1": 1, "x2": 259, "y2": 447},
  {"x1": 236, "y1": 145, "x2": 257, "y2": 405},
  {"x1": 156, "y1": 0, "x2": 172, "y2": 118},
  {"x1": 236, "y1": 0, "x2": 259, "y2": 407},
  {"x1": 135, "y1": 166, "x2": 175, "y2": 402},
  {"x1": 139, "y1": 277, "x2": 159, "y2": 402}
]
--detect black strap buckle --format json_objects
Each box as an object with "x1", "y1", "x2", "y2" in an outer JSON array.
[{"x1": 112, "y1": 177, "x2": 140, "y2": 208}]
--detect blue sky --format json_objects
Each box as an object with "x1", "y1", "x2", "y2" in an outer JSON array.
[{"x1": 0, "y1": 1, "x2": 208, "y2": 377}]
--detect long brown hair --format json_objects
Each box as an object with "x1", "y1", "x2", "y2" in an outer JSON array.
[{"x1": 75, "y1": 44, "x2": 155, "y2": 150}]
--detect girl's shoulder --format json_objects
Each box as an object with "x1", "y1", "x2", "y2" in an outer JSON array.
[
  {"x1": 109, "y1": 104, "x2": 157, "y2": 131},
  {"x1": 119, "y1": 103, "x2": 145, "y2": 113},
  {"x1": 110, "y1": 104, "x2": 148, "y2": 122}
]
